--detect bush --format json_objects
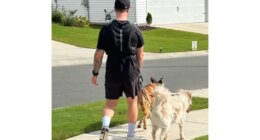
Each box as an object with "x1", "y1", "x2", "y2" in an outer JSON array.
[
  {"x1": 73, "y1": 16, "x2": 89, "y2": 27},
  {"x1": 62, "y1": 16, "x2": 75, "y2": 26},
  {"x1": 146, "y1": 12, "x2": 152, "y2": 26},
  {"x1": 52, "y1": 8, "x2": 89, "y2": 27},
  {"x1": 61, "y1": 9, "x2": 76, "y2": 26},
  {"x1": 52, "y1": 10, "x2": 64, "y2": 23}
]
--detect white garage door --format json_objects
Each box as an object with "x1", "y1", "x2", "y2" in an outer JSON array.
[{"x1": 147, "y1": 0, "x2": 206, "y2": 25}]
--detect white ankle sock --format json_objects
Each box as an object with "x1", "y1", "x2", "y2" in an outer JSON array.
[
  {"x1": 127, "y1": 123, "x2": 136, "y2": 137},
  {"x1": 102, "y1": 116, "x2": 111, "y2": 128}
]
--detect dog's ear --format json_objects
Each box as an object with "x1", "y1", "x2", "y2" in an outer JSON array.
[
  {"x1": 186, "y1": 91, "x2": 192, "y2": 100},
  {"x1": 151, "y1": 77, "x2": 157, "y2": 83},
  {"x1": 158, "y1": 77, "x2": 163, "y2": 84}
]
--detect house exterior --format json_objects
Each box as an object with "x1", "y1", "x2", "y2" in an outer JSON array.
[
  {"x1": 52, "y1": 0, "x2": 88, "y2": 17},
  {"x1": 147, "y1": 0, "x2": 207, "y2": 24},
  {"x1": 52, "y1": 0, "x2": 208, "y2": 25}
]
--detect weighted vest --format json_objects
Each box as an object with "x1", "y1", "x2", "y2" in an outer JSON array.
[{"x1": 104, "y1": 20, "x2": 139, "y2": 57}]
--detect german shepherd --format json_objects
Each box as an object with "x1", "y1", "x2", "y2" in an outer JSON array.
[{"x1": 137, "y1": 77, "x2": 163, "y2": 129}]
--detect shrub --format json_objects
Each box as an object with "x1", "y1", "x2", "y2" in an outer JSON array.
[
  {"x1": 52, "y1": 10, "x2": 64, "y2": 23},
  {"x1": 62, "y1": 16, "x2": 75, "y2": 26},
  {"x1": 61, "y1": 9, "x2": 77, "y2": 26},
  {"x1": 146, "y1": 12, "x2": 152, "y2": 26},
  {"x1": 52, "y1": 8, "x2": 89, "y2": 27},
  {"x1": 73, "y1": 16, "x2": 89, "y2": 27}
]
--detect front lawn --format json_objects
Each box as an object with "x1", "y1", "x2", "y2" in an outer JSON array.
[
  {"x1": 52, "y1": 97, "x2": 208, "y2": 140},
  {"x1": 52, "y1": 23, "x2": 208, "y2": 53},
  {"x1": 194, "y1": 135, "x2": 208, "y2": 140}
]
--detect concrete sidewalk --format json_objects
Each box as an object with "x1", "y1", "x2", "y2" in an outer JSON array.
[
  {"x1": 67, "y1": 109, "x2": 208, "y2": 140},
  {"x1": 186, "y1": 88, "x2": 208, "y2": 98},
  {"x1": 52, "y1": 41, "x2": 208, "y2": 67},
  {"x1": 67, "y1": 88, "x2": 208, "y2": 140}
]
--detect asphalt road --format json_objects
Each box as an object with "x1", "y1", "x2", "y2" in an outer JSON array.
[{"x1": 52, "y1": 55, "x2": 208, "y2": 108}]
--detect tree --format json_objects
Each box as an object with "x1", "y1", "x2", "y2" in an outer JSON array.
[{"x1": 146, "y1": 12, "x2": 152, "y2": 26}]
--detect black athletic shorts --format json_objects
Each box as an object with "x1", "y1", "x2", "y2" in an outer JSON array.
[{"x1": 105, "y1": 77, "x2": 141, "y2": 99}]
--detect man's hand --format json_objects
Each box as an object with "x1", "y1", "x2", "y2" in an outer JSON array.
[
  {"x1": 91, "y1": 76, "x2": 98, "y2": 85},
  {"x1": 91, "y1": 49, "x2": 104, "y2": 86}
]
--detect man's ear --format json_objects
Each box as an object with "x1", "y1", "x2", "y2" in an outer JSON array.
[
  {"x1": 151, "y1": 77, "x2": 157, "y2": 83},
  {"x1": 158, "y1": 77, "x2": 163, "y2": 84}
]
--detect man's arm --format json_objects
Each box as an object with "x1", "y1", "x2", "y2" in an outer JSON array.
[
  {"x1": 93, "y1": 49, "x2": 105, "y2": 73},
  {"x1": 136, "y1": 47, "x2": 144, "y2": 69},
  {"x1": 91, "y1": 49, "x2": 104, "y2": 85}
]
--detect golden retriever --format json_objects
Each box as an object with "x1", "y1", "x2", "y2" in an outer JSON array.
[
  {"x1": 137, "y1": 77, "x2": 163, "y2": 129},
  {"x1": 150, "y1": 86, "x2": 192, "y2": 140}
]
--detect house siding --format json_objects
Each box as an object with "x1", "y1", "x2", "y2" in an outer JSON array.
[
  {"x1": 52, "y1": 0, "x2": 88, "y2": 18},
  {"x1": 88, "y1": 0, "x2": 136, "y2": 24},
  {"x1": 136, "y1": 0, "x2": 147, "y2": 25},
  {"x1": 52, "y1": 0, "x2": 207, "y2": 25}
]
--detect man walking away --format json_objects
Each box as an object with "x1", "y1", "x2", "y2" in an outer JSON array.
[{"x1": 91, "y1": 0, "x2": 144, "y2": 140}]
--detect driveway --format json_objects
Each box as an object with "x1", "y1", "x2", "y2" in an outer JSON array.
[{"x1": 153, "y1": 23, "x2": 208, "y2": 34}]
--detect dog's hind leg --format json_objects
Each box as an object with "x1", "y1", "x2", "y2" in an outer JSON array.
[
  {"x1": 164, "y1": 133, "x2": 168, "y2": 140},
  {"x1": 152, "y1": 125, "x2": 158, "y2": 140},
  {"x1": 179, "y1": 122, "x2": 185, "y2": 140},
  {"x1": 160, "y1": 128, "x2": 168, "y2": 140},
  {"x1": 137, "y1": 119, "x2": 142, "y2": 128},
  {"x1": 137, "y1": 101, "x2": 145, "y2": 128},
  {"x1": 143, "y1": 110, "x2": 150, "y2": 129}
]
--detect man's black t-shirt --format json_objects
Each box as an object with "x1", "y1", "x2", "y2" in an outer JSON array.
[{"x1": 97, "y1": 20, "x2": 144, "y2": 82}]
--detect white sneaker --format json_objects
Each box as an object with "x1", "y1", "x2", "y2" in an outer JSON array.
[{"x1": 99, "y1": 127, "x2": 109, "y2": 140}]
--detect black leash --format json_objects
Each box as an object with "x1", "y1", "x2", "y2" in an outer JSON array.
[{"x1": 138, "y1": 75, "x2": 153, "y2": 109}]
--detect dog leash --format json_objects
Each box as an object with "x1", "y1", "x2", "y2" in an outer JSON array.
[
  {"x1": 142, "y1": 89, "x2": 152, "y2": 106},
  {"x1": 138, "y1": 75, "x2": 153, "y2": 109}
]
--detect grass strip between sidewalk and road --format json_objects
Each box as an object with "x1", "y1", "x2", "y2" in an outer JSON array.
[
  {"x1": 52, "y1": 97, "x2": 208, "y2": 140},
  {"x1": 52, "y1": 23, "x2": 208, "y2": 53},
  {"x1": 194, "y1": 135, "x2": 208, "y2": 140}
]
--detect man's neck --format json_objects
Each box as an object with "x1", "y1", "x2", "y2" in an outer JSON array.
[
  {"x1": 116, "y1": 17, "x2": 128, "y2": 21},
  {"x1": 115, "y1": 13, "x2": 128, "y2": 21}
]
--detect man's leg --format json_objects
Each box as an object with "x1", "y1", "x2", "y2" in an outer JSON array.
[
  {"x1": 100, "y1": 99, "x2": 118, "y2": 140},
  {"x1": 102, "y1": 99, "x2": 118, "y2": 127},
  {"x1": 126, "y1": 96, "x2": 138, "y2": 137}
]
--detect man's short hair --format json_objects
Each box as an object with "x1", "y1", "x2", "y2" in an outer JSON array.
[{"x1": 115, "y1": 8, "x2": 128, "y2": 13}]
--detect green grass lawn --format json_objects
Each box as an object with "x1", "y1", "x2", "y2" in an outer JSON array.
[
  {"x1": 52, "y1": 97, "x2": 208, "y2": 140},
  {"x1": 142, "y1": 28, "x2": 208, "y2": 52},
  {"x1": 52, "y1": 23, "x2": 208, "y2": 53},
  {"x1": 194, "y1": 135, "x2": 208, "y2": 140}
]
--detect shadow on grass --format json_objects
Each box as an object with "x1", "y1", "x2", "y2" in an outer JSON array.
[
  {"x1": 83, "y1": 121, "x2": 102, "y2": 133},
  {"x1": 83, "y1": 120, "x2": 127, "y2": 133},
  {"x1": 89, "y1": 24, "x2": 103, "y2": 29}
]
